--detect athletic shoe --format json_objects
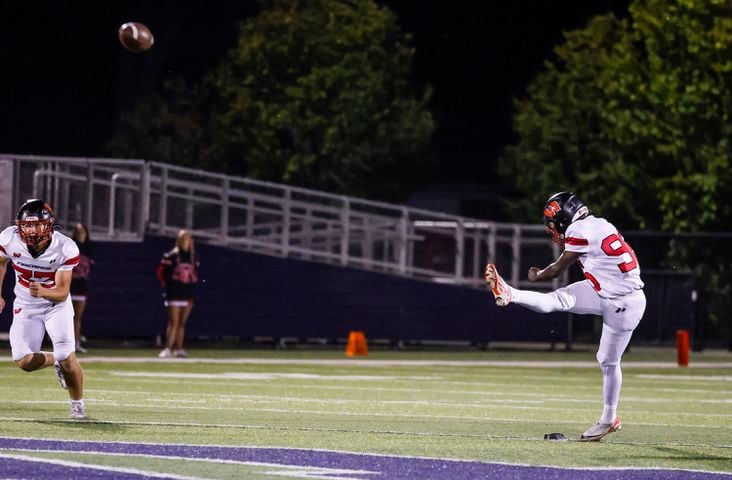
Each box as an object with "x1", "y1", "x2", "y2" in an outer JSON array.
[
  {"x1": 69, "y1": 401, "x2": 86, "y2": 420},
  {"x1": 54, "y1": 362, "x2": 68, "y2": 390},
  {"x1": 484, "y1": 263, "x2": 512, "y2": 306},
  {"x1": 75, "y1": 342, "x2": 88, "y2": 354},
  {"x1": 173, "y1": 349, "x2": 188, "y2": 358},
  {"x1": 579, "y1": 417, "x2": 622, "y2": 442},
  {"x1": 158, "y1": 348, "x2": 173, "y2": 358}
]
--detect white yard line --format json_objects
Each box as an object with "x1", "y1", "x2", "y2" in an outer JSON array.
[
  {"x1": 0, "y1": 355, "x2": 729, "y2": 368},
  {"x1": 6, "y1": 397, "x2": 732, "y2": 426},
  {"x1": 110, "y1": 371, "x2": 436, "y2": 381},
  {"x1": 6, "y1": 376, "x2": 732, "y2": 402},
  {"x1": 96, "y1": 371, "x2": 732, "y2": 395},
  {"x1": 19, "y1": 398, "x2": 586, "y2": 412},
  {"x1": 21, "y1": 393, "x2": 730, "y2": 418},
  {"x1": 636, "y1": 374, "x2": 732, "y2": 382}
]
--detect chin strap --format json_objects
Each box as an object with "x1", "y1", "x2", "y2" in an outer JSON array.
[{"x1": 546, "y1": 225, "x2": 564, "y2": 244}]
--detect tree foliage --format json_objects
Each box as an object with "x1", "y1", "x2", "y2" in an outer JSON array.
[
  {"x1": 500, "y1": 0, "x2": 732, "y2": 232},
  {"x1": 210, "y1": 0, "x2": 434, "y2": 198},
  {"x1": 108, "y1": 0, "x2": 434, "y2": 200},
  {"x1": 106, "y1": 79, "x2": 215, "y2": 169}
]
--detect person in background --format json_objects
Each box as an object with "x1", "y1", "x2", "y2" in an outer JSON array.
[
  {"x1": 156, "y1": 230, "x2": 199, "y2": 358},
  {"x1": 70, "y1": 223, "x2": 93, "y2": 354}
]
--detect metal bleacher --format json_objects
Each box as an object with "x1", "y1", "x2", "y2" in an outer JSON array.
[{"x1": 0, "y1": 153, "x2": 565, "y2": 291}]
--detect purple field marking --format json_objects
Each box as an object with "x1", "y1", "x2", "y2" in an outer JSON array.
[
  {"x1": 0, "y1": 437, "x2": 731, "y2": 480},
  {"x1": 0, "y1": 454, "x2": 188, "y2": 480}
]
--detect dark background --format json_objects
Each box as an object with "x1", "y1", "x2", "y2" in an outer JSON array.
[{"x1": 0, "y1": 1, "x2": 628, "y2": 189}]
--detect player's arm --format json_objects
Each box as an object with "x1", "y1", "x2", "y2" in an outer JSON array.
[
  {"x1": 527, "y1": 250, "x2": 582, "y2": 282},
  {"x1": 0, "y1": 256, "x2": 7, "y2": 281},
  {"x1": 31, "y1": 269, "x2": 72, "y2": 302},
  {"x1": 0, "y1": 257, "x2": 8, "y2": 313}
]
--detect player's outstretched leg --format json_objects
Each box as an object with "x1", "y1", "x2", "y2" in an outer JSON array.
[
  {"x1": 580, "y1": 417, "x2": 622, "y2": 442},
  {"x1": 484, "y1": 264, "x2": 512, "y2": 306}
]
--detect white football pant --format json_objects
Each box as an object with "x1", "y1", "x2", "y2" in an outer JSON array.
[
  {"x1": 9, "y1": 299, "x2": 76, "y2": 362},
  {"x1": 511, "y1": 280, "x2": 646, "y2": 415}
]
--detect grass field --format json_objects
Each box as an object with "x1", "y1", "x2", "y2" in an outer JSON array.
[{"x1": 0, "y1": 346, "x2": 730, "y2": 478}]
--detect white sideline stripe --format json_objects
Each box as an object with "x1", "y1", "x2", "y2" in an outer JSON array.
[
  {"x1": 0, "y1": 448, "x2": 377, "y2": 480},
  {"x1": 1, "y1": 414, "x2": 591, "y2": 437},
  {"x1": 8, "y1": 381, "x2": 731, "y2": 414},
  {"x1": 111, "y1": 370, "x2": 597, "y2": 385},
  {"x1": 639, "y1": 386, "x2": 732, "y2": 395},
  {"x1": 90, "y1": 385, "x2": 731, "y2": 403},
  {"x1": 111, "y1": 371, "x2": 435, "y2": 381},
  {"x1": 6, "y1": 397, "x2": 732, "y2": 428},
  {"x1": 84, "y1": 377, "x2": 732, "y2": 397},
  {"x1": 20, "y1": 398, "x2": 587, "y2": 413},
  {"x1": 91, "y1": 387, "x2": 551, "y2": 404},
  {"x1": 104, "y1": 370, "x2": 732, "y2": 393},
  {"x1": 637, "y1": 374, "x2": 732, "y2": 382},
  {"x1": 0, "y1": 452, "x2": 207, "y2": 480},
  {"x1": 104, "y1": 394, "x2": 544, "y2": 407},
  {"x1": 1, "y1": 435, "x2": 730, "y2": 476},
  {"x1": 1, "y1": 355, "x2": 730, "y2": 368},
  {"x1": 23, "y1": 394, "x2": 732, "y2": 419},
  {"x1": 11, "y1": 381, "x2": 730, "y2": 413}
]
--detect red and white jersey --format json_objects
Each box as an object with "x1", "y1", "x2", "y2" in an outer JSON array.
[
  {"x1": 563, "y1": 215, "x2": 644, "y2": 299},
  {"x1": 0, "y1": 226, "x2": 80, "y2": 306}
]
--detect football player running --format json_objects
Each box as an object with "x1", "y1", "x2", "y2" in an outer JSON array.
[
  {"x1": 485, "y1": 192, "x2": 645, "y2": 441},
  {"x1": 0, "y1": 200, "x2": 86, "y2": 419}
]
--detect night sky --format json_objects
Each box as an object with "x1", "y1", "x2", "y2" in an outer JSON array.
[{"x1": 0, "y1": 1, "x2": 628, "y2": 189}]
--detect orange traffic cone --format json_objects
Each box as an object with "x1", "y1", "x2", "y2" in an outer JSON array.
[{"x1": 345, "y1": 331, "x2": 368, "y2": 357}]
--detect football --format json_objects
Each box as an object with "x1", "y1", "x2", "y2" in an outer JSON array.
[{"x1": 118, "y1": 22, "x2": 154, "y2": 53}]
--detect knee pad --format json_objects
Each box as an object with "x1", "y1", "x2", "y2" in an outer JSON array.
[
  {"x1": 596, "y1": 349, "x2": 620, "y2": 368},
  {"x1": 53, "y1": 341, "x2": 75, "y2": 363},
  {"x1": 552, "y1": 291, "x2": 575, "y2": 312}
]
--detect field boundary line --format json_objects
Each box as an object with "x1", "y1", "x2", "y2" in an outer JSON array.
[
  {"x1": 1, "y1": 356, "x2": 730, "y2": 368},
  {"x1": 0, "y1": 436, "x2": 730, "y2": 476}
]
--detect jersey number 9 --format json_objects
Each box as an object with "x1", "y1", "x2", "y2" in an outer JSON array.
[{"x1": 601, "y1": 233, "x2": 639, "y2": 273}]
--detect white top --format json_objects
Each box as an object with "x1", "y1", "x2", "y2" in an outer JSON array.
[
  {"x1": 0, "y1": 226, "x2": 80, "y2": 306},
  {"x1": 563, "y1": 215, "x2": 644, "y2": 298}
]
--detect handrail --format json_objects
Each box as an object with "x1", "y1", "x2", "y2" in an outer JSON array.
[
  {"x1": 33, "y1": 170, "x2": 87, "y2": 198},
  {"x1": 6, "y1": 153, "x2": 145, "y2": 166},
  {"x1": 6, "y1": 153, "x2": 564, "y2": 289}
]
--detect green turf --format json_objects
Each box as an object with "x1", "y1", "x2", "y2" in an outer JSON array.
[{"x1": 0, "y1": 348, "x2": 730, "y2": 477}]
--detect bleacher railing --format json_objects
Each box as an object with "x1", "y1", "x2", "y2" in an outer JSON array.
[{"x1": 1, "y1": 154, "x2": 564, "y2": 290}]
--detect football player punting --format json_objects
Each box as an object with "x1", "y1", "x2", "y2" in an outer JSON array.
[
  {"x1": 0, "y1": 199, "x2": 86, "y2": 419},
  {"x1": 485, "y1": 192, "x2": 645, "y2": 441}
]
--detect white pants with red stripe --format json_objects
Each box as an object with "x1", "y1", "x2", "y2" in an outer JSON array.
[
  {"x1": 9, "y1": 299, "x2": 76, "y2": 362},
  {"x1": 511, "y1": 280, "x2": 646, "y2": 411}
]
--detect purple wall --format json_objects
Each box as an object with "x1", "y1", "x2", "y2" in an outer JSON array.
[{"x1": 1, "y1": 236, "x2": 569, "y2": 343}]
